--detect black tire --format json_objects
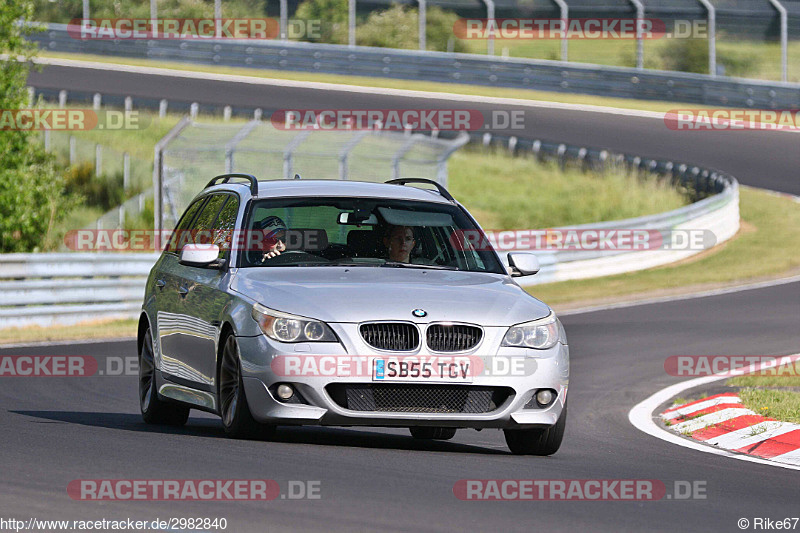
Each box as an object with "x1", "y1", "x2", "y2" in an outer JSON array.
[
  {"x1": 218, "y1": 334, "x2": 275, "y2": 440},
  {"x1": 409, "y1": 427, "x2": 457, "y2": 440},
  {"x1": 504, "y1": 402, "x2": 567, "y2": 456},
  {"x1": 139, "y1": 328, "x2": 190, "y2": 426}
]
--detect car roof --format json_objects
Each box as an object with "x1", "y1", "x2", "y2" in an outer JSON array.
[{"x1": 205, "y1": 179, "x2": 455, "y2": 205}]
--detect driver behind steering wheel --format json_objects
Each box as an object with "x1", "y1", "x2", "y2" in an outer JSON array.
[{"x1": 257, "y1": 215, "x2": 287, "y2": 262}]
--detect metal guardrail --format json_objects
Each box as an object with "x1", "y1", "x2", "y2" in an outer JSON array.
[
  {"x1": 0, "y1": 253, "x2": 159, "y2": 329},
  {"x1": 29, "y1": 24, "x2": 800, "y2": 109}
]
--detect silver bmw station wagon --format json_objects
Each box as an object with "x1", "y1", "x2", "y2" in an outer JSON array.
[{"x1": 138, "y1": 175, "x2": 569, "y2": 455}]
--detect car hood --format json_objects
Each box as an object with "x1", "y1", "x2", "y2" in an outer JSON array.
[{"x1": 230, "y1": 267, "x2": 550, "y2": 326}]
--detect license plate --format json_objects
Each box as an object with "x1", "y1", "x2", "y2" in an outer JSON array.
[{"x1": 372, "y1": 357, "x2": 473, "y2": 383}]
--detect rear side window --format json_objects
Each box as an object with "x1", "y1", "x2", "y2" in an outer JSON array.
[{"x1": 166, "y1": 197, "x2": 207, "y2": 253}]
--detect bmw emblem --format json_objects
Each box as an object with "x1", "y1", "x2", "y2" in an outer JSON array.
[{"x1": 412, "y1": 309, "x2": 427, "y2": 318}]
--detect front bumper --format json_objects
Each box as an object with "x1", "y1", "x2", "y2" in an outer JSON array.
[{"x1": 237, "y1": 324, "x2": 569, "y2": 430}]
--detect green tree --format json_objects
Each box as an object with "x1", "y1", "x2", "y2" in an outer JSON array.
[
  {"x1": 294, "y1": 0, "x2": 349, "y2": 44},
  {"x1": 0, "y1": 0, "x2": 76, "y2": 252},
  {"x1": 356, "y1": 4, "x2": 466, "y2": 52}
]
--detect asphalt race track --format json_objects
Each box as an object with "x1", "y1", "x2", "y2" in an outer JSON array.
[
  {"x1": 28, "y1": 63, "x2": 800, "y2": 195},
  {"x1": 2, "y1": 62, "x2": 798, "y2": 532}
]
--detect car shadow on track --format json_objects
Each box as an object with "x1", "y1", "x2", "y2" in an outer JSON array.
[{"x1": 10, "y1": 410, "x2": 507, "y2": 455}]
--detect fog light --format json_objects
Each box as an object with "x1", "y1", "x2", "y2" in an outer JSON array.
[
  {"x1": 536, "y1": 389, "x2": 554, "y2": 406},
  {"x1": 277, "y1": 384, "x2": 295, "y2": 400}
]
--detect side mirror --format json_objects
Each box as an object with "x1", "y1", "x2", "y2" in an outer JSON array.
[
  {"x1": 180, "y1": 243, "x2": 224, "y2": 268},
  {"x1": 507, "y1": 252, "x2": 540, "y2": 277}
]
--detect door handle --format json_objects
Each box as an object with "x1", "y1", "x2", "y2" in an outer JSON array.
[
  {"x1": 178, "y1": 285, "x2": 190, "y2": 296},
  {"x1": 155, "y1": 279, "x2": 166, "y2": 289}
]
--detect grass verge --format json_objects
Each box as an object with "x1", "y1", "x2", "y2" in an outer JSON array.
[
  {"x1": 736, "y1": 388, "x2": 800, "y2": 425},
  {"x1": 449, "y1": 149, "x2": 687, "y2": 228},
  {"x1": 37, "y1": 51, "x2": 693, "y2": 114},
  {"x1": 527, "y1": 187, "x2": 800, "y2": 309},
  {"x1": 0, "y1": 318, "x2": 138, "y2": 345}
]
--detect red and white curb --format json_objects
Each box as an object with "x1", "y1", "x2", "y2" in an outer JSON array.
[
  {"x1": 660, "y1": 393, "x2": 800, "y2": 467},
  {"x1": 629, "y1": 353, "x2": 800, "y2": 471}
]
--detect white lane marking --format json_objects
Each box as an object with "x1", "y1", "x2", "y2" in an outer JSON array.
[
  {"x1": 661, "y1": 396, "x2": 742, "y2": 420},
  {"x1": 669, "y1": 408, "x2": 754, "y2": 433},
  {"x1": 559, "y1": 274, "x2": 800, "y2": 316},
  {"x1": 708, "y1": 421, "x2": 800, "y2": 448},
  {"x1": 770, "y1": 448, "x2": 800, "y2": 466},
  {"x1": 628, "y1": 353, "x2": 800, "y2": 472}
]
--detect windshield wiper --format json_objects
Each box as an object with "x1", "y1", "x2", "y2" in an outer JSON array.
[{"x1": 381, "y1": 262, "x2": 459, "y2": 270}]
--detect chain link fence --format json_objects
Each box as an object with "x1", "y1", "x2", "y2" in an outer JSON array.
[{"x1": 156, "y1": 120, "x2": 469, "y2": 230}]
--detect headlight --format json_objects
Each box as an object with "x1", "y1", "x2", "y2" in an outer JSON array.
[
  {"x1": 501, "y1": 313, "x2": 561, "y2": 350},
  {"x1": 251, "y1": 303, "x2": 337, "y2": 343}
]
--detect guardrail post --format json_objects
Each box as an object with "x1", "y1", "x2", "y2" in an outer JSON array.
[
  {"x1": 280, "y1": 0, "x2": 288, "y2": 40},
  {"x1": 27, "y1": 87, "x2": 35, "y2": 106},
  {"x1": 482, "y1": 0, "x2": 495, "y2": 55},
  {"x1": 698, "y1": 0, "x2": 716, "y2": 76},
  {"x1": 418, "y1": 0, "x2": 426, "y2": 51},
  {"x1": 254, "y1": 108, "x2": 263, "y2": 121},
  {"x1": 768, "y1": 0, "x2": 788, "y2": 82},
  {"x1": 150, "y1": 0, "x2": 158, "y2": 38},
  {"x1": 190, "y1": 102, "x2": 199, "y2": 119},
  {"x1": 95, "y1": 144, "x2": 102, "y2": 177},
  {"x1": 123, "y1": 152, "x2": 130, "y2": 191},
  {"x1": 552, "y1": 0, "x2": 569, "y2": 61},
  {"x1": 58, "y1": 90, "x2": 67, "y2": 108},
  {"x1": 215, "y1": 0, "x2": 222, "y2": 39},
  {"x1": 93, "y1": 93, "x2": 101, "y2": 110},
  {"x1": 159, "y1": 99, "x2": 168, "y2": 118},
  {"x1": 629, "y1": 0, "x2": 645, "y2": 69},
  {"x1": 125, "y1": 96, "x2": 133, "y2": 113},
  {"x1": 349, "y1": 0, "x2": 356, "y2": 46},
  {"x1": 223, "y1": 105, "x2": 232, "y2": 121}
]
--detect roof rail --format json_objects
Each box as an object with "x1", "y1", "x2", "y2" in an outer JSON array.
[
  {"x1": 384, "y1": 178, "x2": 455, "y2": 203},
  {"x1": 206, "y1": 173, "x2": 259, "y2": 196}
]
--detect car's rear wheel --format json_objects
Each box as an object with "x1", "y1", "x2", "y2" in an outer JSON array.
[
  {"x1": 503, "y1": 402, "x2": 567, "y2": 456},
  {"x1": 409, "y1": 427, "x2": 457, "y2": 440},
  {"x1": 139, "y1": 328, "x2": 190, "y2": 426},
  {"x1": 219, "y1": 334, "x2": 275, "y2": 440}
]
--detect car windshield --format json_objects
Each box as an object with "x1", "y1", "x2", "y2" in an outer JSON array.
[{"x1": 238, "y1": 197, "x2": 505, "y2": 274}]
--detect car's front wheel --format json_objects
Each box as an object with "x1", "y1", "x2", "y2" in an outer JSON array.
[
  {"x1": 409, "y1": 427, "x2": 457, "y2": 440},
  {"x1": 503, "y1": 402, "x2": 567, "y2": 456},
  {"x1": 139, "y1": 327, "x2": 190, "y2": 426},
  {"x1": 218, "y1": 334, "x2": 275, "y2": 440}
]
